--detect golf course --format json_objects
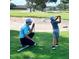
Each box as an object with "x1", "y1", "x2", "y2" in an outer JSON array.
[
  {"x1": 10, "y1": 8, "x2": 69, "y2": 59},
  {"x1": 10, "y1": 0, "x2": 69, "y2": 59}
]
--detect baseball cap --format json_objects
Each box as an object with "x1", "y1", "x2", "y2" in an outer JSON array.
[
  {"x1": 25, "y1": 18, "x2": 33, "y2": 23},
  {"x1": 50, "y1": 16, "x2": 55, "y2": 21}
]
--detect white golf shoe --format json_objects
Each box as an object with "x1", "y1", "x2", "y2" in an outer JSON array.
[{"x1": 17, "y1": 45, "x2": 29, "y2": 52}]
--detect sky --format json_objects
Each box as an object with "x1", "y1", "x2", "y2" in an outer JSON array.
[
  {"x1": 11, "y1": 0, "x2": 26, "y2": 5},
  {"x1": 11, "y1": 0, "x2": 60, "y2": 6}
]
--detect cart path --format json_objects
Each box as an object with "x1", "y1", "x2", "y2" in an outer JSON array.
[{"x1": 10, "y1": 17, "x2": 69, "y2": 32}]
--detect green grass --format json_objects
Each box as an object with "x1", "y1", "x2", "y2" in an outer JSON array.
[
  {"x1": 10, "y1": 10, "x2": 69, "y2": 20},
  {"x1": 10, "y1": 30, "x2": 69, "y2": 59}
]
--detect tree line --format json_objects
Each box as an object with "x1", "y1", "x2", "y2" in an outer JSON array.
[{"x1": 10, "y1": 0, "x2": 69, "y2": 11}]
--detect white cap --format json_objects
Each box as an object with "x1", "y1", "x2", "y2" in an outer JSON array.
[{"x1": 25, "y1": 18, "x2": 33, "y2": 23}]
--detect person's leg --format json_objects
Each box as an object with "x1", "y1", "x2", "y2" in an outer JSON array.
[
  {"x1": 20, "y1": 34, "x2": 35, "y2": 47},
  {"x1": 52, "y1": 31, "x2": 57, "y2": 45},
  {"x1": 20, "y1": 32, "x2": 35, "y2": 46},
  {"x1": 52, "y1": 38, "x2": 56, "y2": 46},
  {"x1": 27, "y1": 32, "x2": 36, "y2": 46},
  {"x1": 52, "y1": 39, "x2": 56, "y2": 49},
  {"x1": 55, "y1": 31, "x2": 59, "y2": 45},
  {"x1": 20, "y1": 38, "x2": 28, "y2": 47},
  {"x1": 52, "y1": 31, "x2": 56, "y2": 49},
  {"x1": 28, "y1": 32, "x2": 35, "y2": 38},
  {"x1": 52, "y1": 30, "x2": 59, "y2": 49},
  {"x1": 24, "y1": 37, "x2": 35, "y2": 46},
  {"x1": 17, "y1": 38, "x2": 29, "y2": 52},
  {"x1": 55, "y1": 39, "x2": 59, "y2": 47}
]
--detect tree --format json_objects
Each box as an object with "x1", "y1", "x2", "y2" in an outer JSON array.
[
  {"x1": 61, "y1": 0, "x2": 69, "y2": 4},
  {"x1": 10, "y1": 3, "x2": 16, "y2": 9},
  {"x1": 34, "y1": 0, "x2": 48, "y2": 11},
  {"x1": 25, "y1": 0, "x2": 59, "y2": 11},
  {"x1": 61, "y1": 0, "x2": 69, "y2": 10},
  {"x1": 26, "y1": 0, "x2": 36, "y2": 12},
  {"x1": 49, "y1": 0, "x2": 57, "y2": 3},
  {"x1": 26, "y1": 0, "x2": 32, "y2": 12},
  {"x1": 57, "y1": 0, "x2": 69, "y2": 10}
]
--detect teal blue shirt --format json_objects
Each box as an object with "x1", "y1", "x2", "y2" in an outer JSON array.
[{"x1": 19, "y1": 24, "x2": 30, "y2": 38}]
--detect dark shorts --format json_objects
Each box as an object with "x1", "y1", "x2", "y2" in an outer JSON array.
[
  {"x1": 20, "y1": 32, "x2": 35, "y2": 47},
  {"x1": 53, "y1": 29, "x2": 59, "y2": 40}
]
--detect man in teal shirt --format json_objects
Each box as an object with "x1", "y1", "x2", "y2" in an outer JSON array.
[{"x1": 19, "y1": 18, "x2": 36, "y2": 47}]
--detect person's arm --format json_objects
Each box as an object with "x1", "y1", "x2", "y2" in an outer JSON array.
[
  {"x1": 25, "y1": 35, "x2": 32, "y2": 40},
  {"x1": 22, "y1": 27, "x2": 32, "y2": 40},
  {"x1": 55, "y1": 16, "x2": 59, "y2": 20},
  {"x1": 23, "y1": 29, "x2": 32, "y2": 40},
  {"x1": 58, "y1": 16, "x2": 61, "y2": 23},
  {"x1": 56, "y1": 16, "x2": 61, "y2": 23},
  {"x1": 29, "y1": 23, "x2": 35, "y2": 33}
]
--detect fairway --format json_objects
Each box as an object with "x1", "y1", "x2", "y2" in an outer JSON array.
[
  {"x1": 10, "y1": 10, "x2": 69, "y2": 20},
  {"x1": 10, "y1": 30, "x2": 69, "y2": 59}
]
